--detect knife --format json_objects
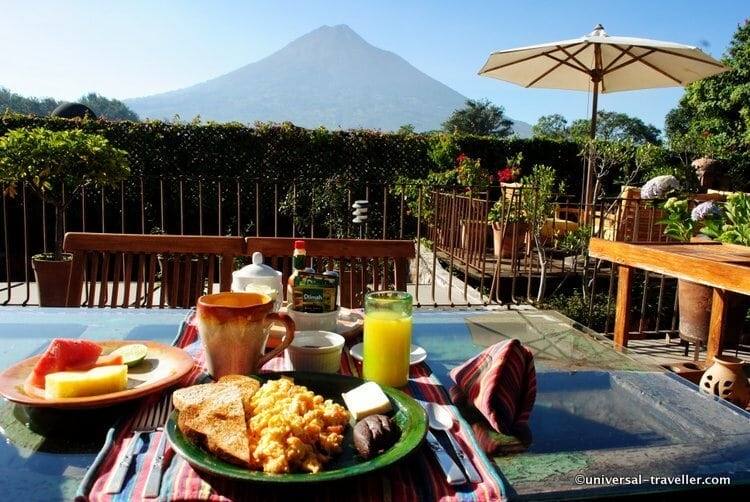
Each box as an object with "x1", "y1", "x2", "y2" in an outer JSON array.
[
  {"x1": 442, "y1": 428, "x2": 482, "y2": 484},
  {"x1": 424, "y1": 431, "x2": 467, "y2": 485}
]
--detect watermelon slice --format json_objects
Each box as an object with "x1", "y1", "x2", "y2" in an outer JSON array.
[
  {"x1": 27, "y1": 339, "x2": 102, "y2": 389},
  {"x1": 67, "y1": 353, "x2": 124, "y2": 371}
]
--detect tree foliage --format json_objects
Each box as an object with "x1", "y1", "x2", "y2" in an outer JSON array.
[
  {"x1": 442, "y1": 99, "x2": 513, "y2": 137},
  {"x1": 78, "y1": 93, "x2": 140, "y2": 121},
  {"x1": 533, "y1": 110, "x2": 661, "y2": 145},
  {"x1": 665, "y1": 20, "x2": 750, "y2": 186},
  {"x1": 0, "y1": 127, "x2": 130, "y2": 257},
  {"x1": 532, "y1": 113, "x2": 569, "y2": 140},
  {"x1": 569, "y1": 110, "x2": 661, "y2": 144},
  {"x1": 0, "y1": 88, "x2": 139, "y2": 121}
]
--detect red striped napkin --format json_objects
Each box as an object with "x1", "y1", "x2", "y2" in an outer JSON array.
[
  {"x1": 80, "y1": 312, "x2": 507, "y2": 501},
  {"x1": 449, "y1": 338, "x2": 536, "y2": 450}
]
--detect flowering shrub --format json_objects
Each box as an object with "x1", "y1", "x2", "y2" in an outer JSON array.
[
  {"x1": 456, "y1": 153, "x2": 490, "y2": 192},
  {"x1": 497, "y1": 166, "x2": 521, "y2": 183},
  {"x1": 691, "y1": 201, "x2": 721, "y2": 222},
  {"x1": 661, "y1": 197, "x2": 695, "y2": 242},
  {"x1": 487, "y1": 197, "x2": 525, "y2": 223},
  {"x1": 640, "y1": 175, "x2": 681, "y2": 199},
  {"x1": 702, "y1": 193, "x2": 750, "y2": 246},
  {"x1": 497, "y1": 152, "x2": 523, "y2": 183},
  {"x1": 661, "y1": 198, "x2": 723, "y2": 242}
]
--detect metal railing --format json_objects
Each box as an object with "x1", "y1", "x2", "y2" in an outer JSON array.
[{"x1": 0, "y1": 175, "x2": 691, "y2": 341}]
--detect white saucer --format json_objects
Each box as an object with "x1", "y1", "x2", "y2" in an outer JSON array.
[{"x1": 349, "y1": 343, "x2": 427, "y2": 366}]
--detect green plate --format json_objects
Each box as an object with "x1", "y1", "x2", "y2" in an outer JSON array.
[{"x1": 166, "y1": 372, "x2": 428, "y2": 483}]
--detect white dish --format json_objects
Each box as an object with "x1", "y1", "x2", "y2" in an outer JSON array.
[
  {"x1": 287, "y1": 308, "x2": 340, "y2": 332},
  {"x1": 349, "y1": 343, "x2": 427, "y2": 366},
  {"x1": 286, "y1": 331, "x2": 345, "y2": 374}
]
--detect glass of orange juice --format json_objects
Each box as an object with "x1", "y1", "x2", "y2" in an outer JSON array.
[{"x1": 362, "y1": 291, "x2": 413, "y2": 387}]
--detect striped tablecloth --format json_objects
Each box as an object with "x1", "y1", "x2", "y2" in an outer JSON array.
[{"x1": 79, "y1": 311, "x2": 506, "y2": 501}]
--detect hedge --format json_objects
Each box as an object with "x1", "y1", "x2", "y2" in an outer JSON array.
[{"x1": 0, "y1": 113, "x2": 583, "y2": 187}]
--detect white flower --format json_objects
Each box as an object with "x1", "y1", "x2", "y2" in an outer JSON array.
[
  {"x1": 640, "y1": 175, "x2": 680, "y2": 200},
  {"x1": 691, "y1": 201, "x2": 722, "y2": 222}
]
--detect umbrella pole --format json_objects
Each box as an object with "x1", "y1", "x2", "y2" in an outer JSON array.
[{"x1": 584, "y1": 78, "x2": 599, "y2": 222}]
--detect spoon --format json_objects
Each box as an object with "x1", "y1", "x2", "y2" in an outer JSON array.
[{"x1": 425, "y1": 402, "x2": 482, "y2": 484}]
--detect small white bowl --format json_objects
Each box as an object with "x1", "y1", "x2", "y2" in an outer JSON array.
[
  {"x1": 287, "y1": 331, "x2": 345, "y2": 374},
  {"x1": 287, "y1": 307, "x2": 340, "y2": 332}
]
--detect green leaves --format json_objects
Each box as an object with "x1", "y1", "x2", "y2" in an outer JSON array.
[
  {"x1": 702, "y1": 192, "x2": 750, "y2": 246},
  {"x1": 0, "y1": 127, "x2": 130, "y2": 204},
  {"x1": 660, "y1": 197, "x2": 695, "y2": 243}
]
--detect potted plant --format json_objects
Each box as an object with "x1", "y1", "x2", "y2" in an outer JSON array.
[
  {"x1": 0, "y1": 127, "x2": 129, "y2": 306},
  {"x1": 497, "y1": 152, "x2": 523, "y2": 188},
  {"x1": 521, "y1": 164, "x2": 557, "y2": 301},
  {"x1": 456, "y1": 153, "x2": 492, "y2": 251},
  {"x1": 487, "y1": 196, "x2": 527, "y2": 258},
  {"x1": 660, "y1": 196, "x2": 746, "y2": 348}
]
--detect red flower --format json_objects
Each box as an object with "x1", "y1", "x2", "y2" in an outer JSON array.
[
  {"x1": 498, "y1": 167, "x2": 515, "y2": 183},
  {"x1": 456, "y1": 153, "x2": 468, "y2": 165}
]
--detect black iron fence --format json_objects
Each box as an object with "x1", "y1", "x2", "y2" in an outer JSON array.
[{"x1": 0, "y1": 176, "x2": 695, "y2": 343}]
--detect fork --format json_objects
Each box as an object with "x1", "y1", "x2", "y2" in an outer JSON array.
[
  {"x1": 105, "y1": 391, "x2": 174, "y2": 494},
  {"x1": 143, "y1": 394, "x2": 175, "y2": 498}
]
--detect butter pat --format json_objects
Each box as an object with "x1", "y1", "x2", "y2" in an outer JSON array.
[
  {"x1": 45, "y1": 365, "x2": 128, "y2": 399},
  {"x1": 341, "y1": 381, "x2": 392, "y2": 421}
]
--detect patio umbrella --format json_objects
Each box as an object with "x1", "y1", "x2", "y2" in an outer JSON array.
[{"x1": 478, "y1": 24, "x2": 728, "y2": 210}]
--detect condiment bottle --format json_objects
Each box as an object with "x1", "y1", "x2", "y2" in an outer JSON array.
[{"x1": 286, "y1": 240, "x2": 306, "y2": 303}]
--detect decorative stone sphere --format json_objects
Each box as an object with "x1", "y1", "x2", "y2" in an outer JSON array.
[{"x1": 51, "y1": 102, "x2": 97, "y2": 119}]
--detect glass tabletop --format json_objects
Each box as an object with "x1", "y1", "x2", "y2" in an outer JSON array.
[{"x1": 1, "y1": 307, "x2": 749, "y2": 500}]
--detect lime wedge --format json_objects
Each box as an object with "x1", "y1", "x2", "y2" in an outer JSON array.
[{"x1": 110, "y1": 343, "x2": 149, "y2": 367}]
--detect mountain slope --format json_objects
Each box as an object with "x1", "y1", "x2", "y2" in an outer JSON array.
[{"x1": 126, "y1": 25, "x2": 530, "y2": 135}]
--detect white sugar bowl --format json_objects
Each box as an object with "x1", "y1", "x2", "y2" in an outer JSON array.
[{"x1": 231, "y1": 251, "x2": 283, "y2": 311}]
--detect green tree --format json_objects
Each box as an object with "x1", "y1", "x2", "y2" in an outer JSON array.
[
  {"x1": 0, "y1": 87, "x2": 58, "y2": 116},
  {"x1": 396, "y1": 123, "x2": 416, "y2": 135},
  {"x1": 665, "y1": 20, "x2": 750, "y2": 185},
  {"x1": 0, "y1": 88, "x2": 139, "y2": 121},
  {"x1": 0, "y1": 128, "x2": 130, "y2": 259},
  {"x1": 442, "y1": 99, "x2": 513, "y2": 137},
  {"x1": 79, "y1": 93, "x2": 139, "y2": 121},
  {"x1": 569, "y1": 110, "x2": 661, "y2": 144},
  {"x1": 532, "y1": 113, "x2": 569, "y2": 140}
]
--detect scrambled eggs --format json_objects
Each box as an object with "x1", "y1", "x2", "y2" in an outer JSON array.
[{"x1": 247, "y1": 377, "x2": 350, "y2": 473}]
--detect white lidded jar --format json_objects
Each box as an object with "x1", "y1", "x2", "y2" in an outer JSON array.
[{"x1": 231, "y1": 251, "x2": 283, "y2": 311}]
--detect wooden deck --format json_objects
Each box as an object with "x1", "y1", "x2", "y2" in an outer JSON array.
[{"x1": 433, "y1": 247, "x2": 596, "y2": 281}]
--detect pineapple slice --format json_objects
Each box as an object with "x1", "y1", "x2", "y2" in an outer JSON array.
[{"x1": 45, "y1": 365, "x2": 128, "y2": 399}]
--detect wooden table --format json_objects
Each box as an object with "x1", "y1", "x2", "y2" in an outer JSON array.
[{"x1": 589, "y1": 238, "x2": 750, "y2": 362}]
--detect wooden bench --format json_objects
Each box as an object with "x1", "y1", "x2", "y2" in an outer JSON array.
[
  {"x1": 63, "y1": 233, "x2": 415, "y2": 309},
  {"x1": 64, "y1": 233, "x2": 244, "y2": 308},
  {"x1": 245, "y1": 237, "x2": 415, "y2": 308}
]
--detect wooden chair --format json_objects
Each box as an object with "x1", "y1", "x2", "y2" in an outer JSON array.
[
  {"x1": 64, "y1": 232, "x2": 244, "y2": 308},
  {"x1": 244, "y1": 237, "x2": 415, "y2": 308}
]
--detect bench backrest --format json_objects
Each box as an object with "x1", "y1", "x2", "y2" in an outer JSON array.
[{"x1": 63, "y1": 233, "x2": 244, "y2": 308}]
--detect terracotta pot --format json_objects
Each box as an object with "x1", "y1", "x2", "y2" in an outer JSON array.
[
  {"x1": 32, "y1": 254, "x2": 73, "y2": 307},
  {"x1": 460, "y1": 220, "x2": 491, "y2": 252},
  {"x1": 678, "y1": 280, "x2": 747, "y2": 348},
  {"x1": 491, "y1": 221, "x2": 528, "y2": 258},
  {"x1": 678, "y1": 280, "x2": 713, "y2": 345},
  {"x1": 699, "y1": 355, "x2": 750, "y2": 408}
]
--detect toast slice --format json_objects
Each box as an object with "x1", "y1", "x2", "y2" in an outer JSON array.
[
  {"x1": 174, "y1": 383, "x2": 250, "y2": 466},
  {"x1": 173, "y1": 383, "x2": 231, "y2": 410},
  {"x1": 217, "y1": 375, "x2": 260, "y2": 417}
]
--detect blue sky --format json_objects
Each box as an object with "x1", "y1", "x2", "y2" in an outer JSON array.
[{"x1": 1, "y1": 0, "x2": 746, "y2": 129}]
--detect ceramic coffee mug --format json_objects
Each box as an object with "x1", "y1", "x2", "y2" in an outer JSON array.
[{"x1": 196, "y1": 292, "x2": 295, "y2": 378}]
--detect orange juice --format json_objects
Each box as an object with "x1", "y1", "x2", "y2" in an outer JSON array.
[{"x1": 362, "y1": 310, "x2": 412, "y2": 387}]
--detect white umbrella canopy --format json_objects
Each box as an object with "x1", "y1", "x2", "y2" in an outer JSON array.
[
  {"x1": 479, "y1": 24, "x2": 727, "y2": 92},
  {"x1": 479, "y1": 24, "x2": 729, "y2": 209}
]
